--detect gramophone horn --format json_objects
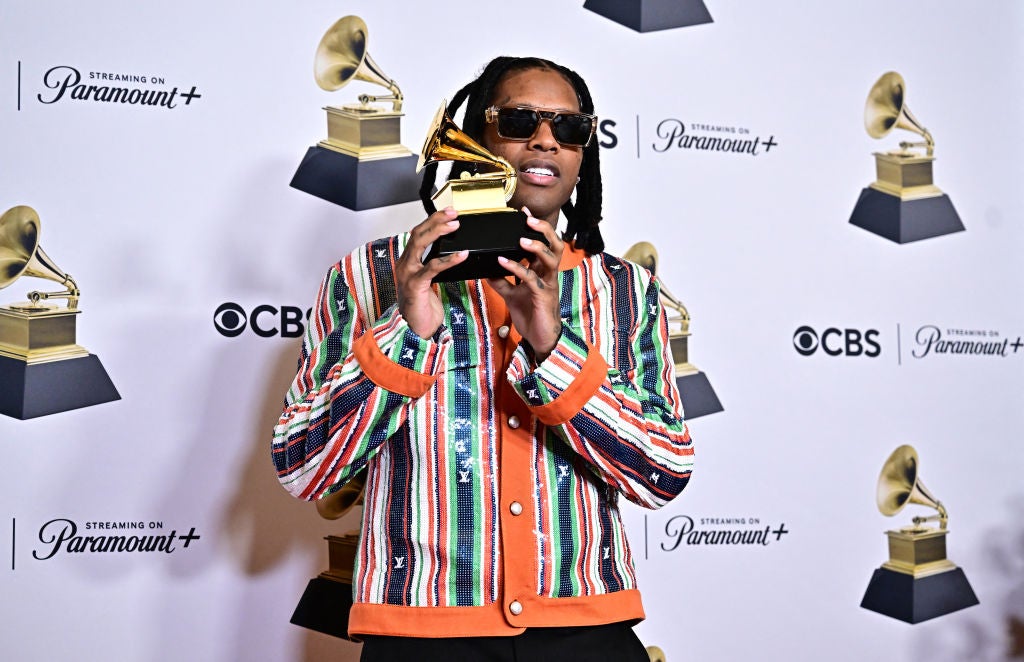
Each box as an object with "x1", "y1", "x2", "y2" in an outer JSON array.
[
  {"x1": 622, "y1": 241, "x2": 689, "y2": 322},
  {"x1": 864, "y1": 71, "x2": 933, "y2": 154},
  {"x1": 646, "y1": 646, "x2": 666, "y2": 662},
  {"x1": 313, "y1": 15, "x2": 402, "y2": 111},
  {"x1": 0, "y1": 205, "x2": 78, "y2": 308},
  {"x1": 623, "y1": 241, "x2": 658, "y2": 273},
  {"x1": 315, "y1": 471, "x2": 367, "y2": 520},
  {"x1": 417, "y1": 101, "x2": 517, "y2": 201},
  {"x1": 876, "y1": 444, "x2": 947, "y2": 528}
]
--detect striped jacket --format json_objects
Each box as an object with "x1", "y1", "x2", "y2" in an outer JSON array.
[{"x1": 273, "y1": 234, "x2": 694, "y2": 638}]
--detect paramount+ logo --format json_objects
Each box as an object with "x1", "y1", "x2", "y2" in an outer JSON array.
[
  {"x1": 793, "y1": 325, "x2": 881, "y2": 358},
  {"x1": 214, "y1": 302, "x2": 311, "y2": 338}
]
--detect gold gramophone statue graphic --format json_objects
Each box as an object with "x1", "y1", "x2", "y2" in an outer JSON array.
[
  {"x1": 623, "y1": 242, "x2": 721, "y2": 418},
  {"x1": 415, "y1": 101, "x2": 546, "y2": 283},
  {"x1": 583, "y1": 0, "x2": 712, "y2": 32},
  {"x1": 290, "y1": 471, "x2": 366, "y2": 639},
  {"x1": 0, "y1": 205, "x2": 119, "y2": 419},
  {"x1": 289, "y1": 15, "x2": 420, "y2": 211},
  {"x1": 860, "y1": 445, "x2": 978, "y2": 623},
  {"x1": 848, "y1": 72, "x2": 964, "y2": 243}
]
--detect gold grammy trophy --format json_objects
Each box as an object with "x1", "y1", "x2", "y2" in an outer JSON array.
[
  {"x1": 290, "y1": 471, "x2": 366, "y2": 639},
  {"x1": 0, "y1": 205, "x2": 119, "y2": 419},
  {"x1": 848, "y1": 72, "x2": 964, "y2": 243},
  {"x1": 583, "y1": 0, "x2": 712, "y2": 32},
  {"x1": 623, "y1": 242, "x2": 721, "y2": 418},
  {"x1": 860, "y1": 445, "x2": 978, "y2": 623},
  {"x1": 290, "y1": 15, "x2": 420, "y2": 211},
  {"x1": 416, "y1": 102, "x2": 546, "y2": 283}
]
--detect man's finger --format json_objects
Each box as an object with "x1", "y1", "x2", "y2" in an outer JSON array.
[
  {"x1": 496, "y1": 255, "x2": 550, "y2": 292},
  {"x1": 421, "y1": 249, "x2": 470, "y2": 278},
  {"x1": 406, "y1": 208, "x2": 460, "y2": 253}
]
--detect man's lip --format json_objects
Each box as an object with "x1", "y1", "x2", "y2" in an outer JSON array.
[{"x1": 518, "y1": 160, "x2": 560, "y2": 185}]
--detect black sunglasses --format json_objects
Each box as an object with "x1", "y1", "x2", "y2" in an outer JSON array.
[{"x1": 484, "y1": 106, "x2": 598, "y2": 147}]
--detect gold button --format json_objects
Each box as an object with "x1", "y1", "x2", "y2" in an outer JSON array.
[
  {"x1": 508, "y1": 415, "x2": 520, "y2": 429},
  {"x1": 498, "y1": 325, "x2": 510, "y2": 338},
  {"x1": 509, "y1": 600, "x2": 523, "y2": 615},
  {"x1": 510, "y1": 501, "x2": 523, "y2": 516}
]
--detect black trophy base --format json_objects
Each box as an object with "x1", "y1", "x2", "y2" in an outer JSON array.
[
  {"x1": 290, "y1": 146, "x2": 420, "y2": 211},
  {"x1": 290, "y1": 577, "x2": 354, "y2": 640},
  {"x1": 676, "y1": 371, "x2": 723, "y2": 419},
  {"x1": 584, "y1": 0, "x2": 712, "y2": 32},
  {"x1": 0, "y1": 354, "x2": 120, "y2": 420},
  {"x1": 860, "y1": 567, "x2": 979, "y2": 624},
  {"x1": 426, "y1": 210, "x2": 547, "y2": 283},
  {"x1": 849, "y1": 187, "x2": 964, "y2": 244}
]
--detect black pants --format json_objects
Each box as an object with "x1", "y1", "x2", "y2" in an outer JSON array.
[{"x1": 359, "y1": 622, "x2": 649, "y2": 662}]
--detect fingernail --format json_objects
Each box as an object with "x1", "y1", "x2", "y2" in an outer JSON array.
[
  {"x1": 457, "y1": 250, "x2": 469, "y2": 257},
  {"x1": 497, "y1": 256, "x2": 509, "y2": 264},
  {"x1": 446, "y1": 220, "x2": 459, "y2": 227},
  {"x1": 444, "y1": 207, "x2": 457, "y2": 217},
  {"x1": 520, "y1": 237, "x2": 533, "y2": 246},
  {"x1": 527, "y1": 216, "x2": 542, "y2": 226},
  {"x1": 521, "y1": 205, "x2": 532, "y2": 216}
]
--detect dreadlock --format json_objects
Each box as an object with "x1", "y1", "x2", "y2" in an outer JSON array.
[{"x1": 418, "y1": 56, "x2": 605, "y2": 255}]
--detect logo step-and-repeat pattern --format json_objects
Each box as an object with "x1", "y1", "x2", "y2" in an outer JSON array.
[
  {"x1": 598, "y1": 117, "x2": 779, "y2": 159},
  {"x1": 653, "y1": 515, "x2": 790, "y2": 553},
  {"x1": 213, "y1": 302, "x2": 312, "y2": 339},
  {"x1": 20, "y1": 63, "x2": 203, "y2": 111},
  {"x1": 3, "y1": 2, "x2": 1020, "y2": 661},
  {"x1": 793, "y1": 325, "x2": 1024, "y2": 362},
  {"x1": 10, "y1": 518, "x2": 202, "y2": 563}
]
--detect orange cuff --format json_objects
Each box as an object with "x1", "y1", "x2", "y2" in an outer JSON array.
[
  {"x1": 352, "y1": 330, "x2": 439, "y2": 398},
  {"x1": 529, "y1": 346, "x2": 609, "y2": 427}
]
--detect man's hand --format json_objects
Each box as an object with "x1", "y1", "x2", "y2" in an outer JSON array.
[
  {"x1": 395, "y1": 207, "x2": 469, "y2": 339},
  {"x1": 486, "y1": 208, "x2": 565, "y2": 363}
]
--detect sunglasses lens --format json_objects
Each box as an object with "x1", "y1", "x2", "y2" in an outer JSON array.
[
  {"x1": 553, "y1": 114, "x2": 593, "y2": 146},
  {"x1": 497, "y1": 108, "x2": 540, "y2": 139},
  {"x1": 494, "y1": 108, "x2": 594, "y2": 146}
]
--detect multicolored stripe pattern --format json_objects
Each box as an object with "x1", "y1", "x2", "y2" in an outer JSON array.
[{"x1": 272, "y1": 234, "x2": 694, "y2": 636}]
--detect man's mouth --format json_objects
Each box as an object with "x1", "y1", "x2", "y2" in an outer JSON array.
[{"x1": 519, "y1": 163, "x2": 560, "y2": 185}]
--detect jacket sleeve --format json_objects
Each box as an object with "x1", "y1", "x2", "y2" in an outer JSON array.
[
  {"x1": 506, "y1": 264, "x2": 693, "y2": 509},
  {"x1": 272, "y1": 238, "x2": 450, "y2": 501}
]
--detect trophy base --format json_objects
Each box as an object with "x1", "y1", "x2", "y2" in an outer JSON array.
[
  {"x1": 289, "y1": 575, "x2": 354, "y2": 640},
  {"x1": 849, "y1": 187, "x2": 964, "y2": 244},
  {"x1": 676, "y1": 370, "x2": 723, "y2": 420},
  {"x1": 290, "y1": 146, "x2": 420, "y2": 211},
  {"x1": 0, "y1": 306, "x2": 85, "y2": 361},
  {"x1": 584, "y1": 0, "x2": 712, "y2": 32},
  {"x1": 860, "y1": 566, "x2": 979, "y2": 624},
  {"x1": 323, "y1": 106, "x2": 409, "y2": 158},
  {"x1": 0, "y1": 353, "x2": 120, "y2": 419},
  {"x1": 425, "y1": 210, "x2": 548, "y2": 283}
]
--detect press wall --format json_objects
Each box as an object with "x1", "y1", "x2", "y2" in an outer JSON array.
[{"x1": 2, "y1": 2, "x2": 1023, "y2": 660}]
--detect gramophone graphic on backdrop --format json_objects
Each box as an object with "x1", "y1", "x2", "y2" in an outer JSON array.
[
  {"x1": 623, "y1": 241, "x2": 722, "y2": 419},
  {"x1": 0, "y1": 205, "x2": 119, "y2": 419},
  {"x1": 848, "y1": 72, "x2": 964, "y2": 243},
  {"x1": 860, "y1": 445, "x2": 978, "y2": 623},
  {"x1": 290, "y1": 471, "x2": 366, "y2": 640},
  {"x1": 583, "y1": 0, "x2": 712, "y2": 32},
  {"x1": 290, "y1": 16, "x2": 420, "y2": 211}
]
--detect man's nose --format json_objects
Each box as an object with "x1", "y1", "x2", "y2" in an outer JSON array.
[{"x1": 529, "y1": 118, "x2": 559, "y2": 150}]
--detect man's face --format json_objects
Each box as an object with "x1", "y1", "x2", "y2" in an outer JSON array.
[{"x1": 482, "y1": 68, "x2": 585, "y2": 226}]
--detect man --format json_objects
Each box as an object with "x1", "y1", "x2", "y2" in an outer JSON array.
[{"x1": 273, "y1": 56, "x2": 694, "y2": 661}]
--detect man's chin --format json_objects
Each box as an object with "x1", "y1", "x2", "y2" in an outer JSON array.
[{"x1": 510, "y1": 196, "x2": 562, "y2": 224}]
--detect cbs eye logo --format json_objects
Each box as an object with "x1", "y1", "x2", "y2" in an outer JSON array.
[
  {"x1": 793, "y1": 326, "x2": 881, "y2": 358},
  {"x1": 214, "y1": 303, "x2": 311, "y2": 338}
]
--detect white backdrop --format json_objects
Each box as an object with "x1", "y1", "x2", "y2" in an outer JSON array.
[{"x1": 2, "y1": 1, "x2": 1023, "y2": 660}]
